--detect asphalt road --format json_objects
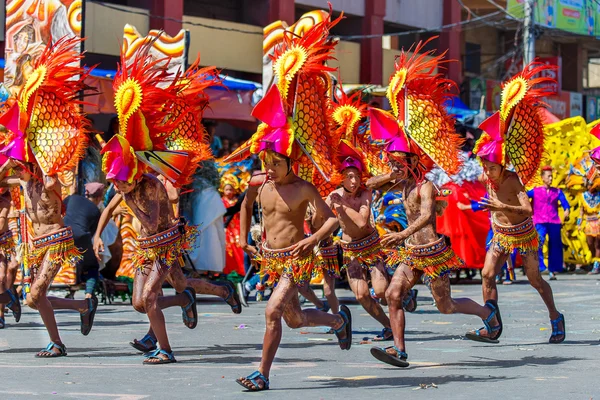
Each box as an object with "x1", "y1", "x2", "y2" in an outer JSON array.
[{"x1": 0, "y1": 273, "x2": 599, "y2": 400}]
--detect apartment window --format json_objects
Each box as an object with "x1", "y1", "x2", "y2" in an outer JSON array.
[{"x1": 465, "y1": 42, "x2": 481, "y2": 75}]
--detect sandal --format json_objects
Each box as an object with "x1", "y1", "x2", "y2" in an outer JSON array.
[
  {"x1": 236, "y1": 371, "x2": 270, "y2": 391},
  {"x1": 181, "y1": 287, "x2": 198, "y2": 329},
  {"x1": 334, "y1": 305, "x2": 352, "y2": 350},
  {"x1": 0, "y1": 317, "x2": 4, "y2": 329},
  {"x1": 218, "y1": 281, "x2": 242, "y2": 314},
  {"x1": 549, "y1": 313, "x2": 566, "y2": 344},
  {"x1": 373, "y1": 327, "x2": 394, "y2": 342},
  {"x1": 35, "y1": 342, "x2": 67, "y2": 358},
  {"x1": 130, "y1": 333, "x2": 158, "y2": 353},
  {"x1": 403, "y1": 289, "x2": 418, "y2": 313},
  {"x1": 6, "y1": 288, "x2": 21, "y2": 323},
  {"x1": 465, "y1": 300, "x2": 503, "y2": 344},
  {"x1": 143, "y1": 349, "x2": 177, "y2": 365},
  {"x1": 370, "y1": 346, "x2": 409, "y2": 368},
  {"x1": 317, "y1": 301, "x2": 330, "y2": 313},
  {"x1": 80, "y1": 295, "x2": 98, "y2": 336}
]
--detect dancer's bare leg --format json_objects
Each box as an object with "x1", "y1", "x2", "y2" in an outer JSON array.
[
  {"x1": 237, "y1": 275, "x2": 345, "y2": 387},
  {"x1": 298, "y1": 282, "x2": 325, "y2": 309},
  {"x1": 323, "y1": 273, "x2": 339, "y2": 313},
  {"x1": 481, "y1": 247, "x2": 509, "y2": 303},
  {"x1": 385, "y1": 264, "x2": 421, "y2": 353},
  {"x1": 370, "y1": 260, "x2": 390, "y2": 306},
  {"x1": 430, "y1": 275, "x2": 499, "y2": 320},
  {"x1": 521, "y1": 252, "x2": 560, "y2": 320},
  {"x1": 347, "y1": 261, "x2": 390, "y2": 328}
]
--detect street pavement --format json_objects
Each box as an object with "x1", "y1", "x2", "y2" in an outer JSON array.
[{"x1": 0, "y1": 273, "x2": 599, "y2": 400}]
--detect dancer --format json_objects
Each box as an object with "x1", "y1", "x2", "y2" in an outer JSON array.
[
  {"x1": 527, "y1": 166, "x2": 570, "y2": 280},
  {"x1": 468, "y1": 62, "x2": 565, "y2": 344},
  {"x1": 94, "y1": 43, "x2": 226, "y2": 364},
  {"x1": 225, "y1": 11, "x2": 352, "y2": 390},
  {"x1": 0, "y1": 38, "x2": 98, "y2": 357},
  {"x1": 366, "y1": 39, "x2": 502, "y2": 367},
  {"x1": 221, "y1": 173, "x2": 246, "y2": 275},
  {"x1": 579, "y1": 173, "x2": 600, "y2": 274},
  {"x1": 0, "y1": 186, "x2": 20, "y2": 329}
]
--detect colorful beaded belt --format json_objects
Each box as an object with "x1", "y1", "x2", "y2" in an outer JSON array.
[
  {"x1": 32, "y1": 226, "x2": 74, "y2": 248},
  {"x1": 405, "y1": 236, "x2": 448, "y2": 258},
  {"x1": 137, "y1": 223, "x2": 183, "y2": 250},
  {"x1": 492, "y1": 217, "x2": 534, "y2": 236},
  {"x1": 340, "y1": 230, "x2": 380, "y2": 251}
]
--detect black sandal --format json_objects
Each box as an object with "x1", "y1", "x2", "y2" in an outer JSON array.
[
  {"x1": 217, "y1": 281, "x2": 242, "y2": 314},
  {"x1": 334, "y1": 305, "x2": 352, "y2": 350},
  {"x1": 181, "y1": 287, "x2": 198, "y2": 329},
  {"x1": 549, "y1": 313, "x2": 566, "y2": 344},
  {"x1": 465, "y1": 300, "x2": 503, "y2": 343},
  {"x1": 130, "y1": 333, "x2": 158, "y2": 353},
  {"x1": 373, "y1": 327, "x2": 393, "y2": 342},
  {"x1": 35, "y1": 342, "x2": 67, "y2": 358},
  {"x1": 143, "y1": 349, "x2": 177, "y2": 365},
  {"x1": 80, "y1": 296, "x2": 98, "y2": 336},
  {"x1": 403, "y1": 289, "x2": 418, "y2": 313},
  {"x1": 370, "y1": 346, "x2": 409, "y2": 368},
  {"x1": 236, "y1": 371, "x2": 270, "y2": 391},
  {"x1": 5, "y1": 288, "x2": 21, "y2": 323}
]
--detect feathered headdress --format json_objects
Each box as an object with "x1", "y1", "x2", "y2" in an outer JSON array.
[
  {"x1": 369, "y1": 37, "x2": 463, "y2": 177},
  {"x1": 103, "y1": 38, "x2": 220, "y2": 186},
  {"x1": 473, "y1": 61, "x2": 556, "y2": 186},
  {"x1": 224, "y1": 6, "x2": 342, "y2": 184},
  {"x1": 0, "y1": 36, "x2": 92, "y2": 179}
]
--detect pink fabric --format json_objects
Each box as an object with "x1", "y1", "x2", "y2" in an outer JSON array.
[{"x1": 532, "y1": 187, "x2": 562, "y2": 224}]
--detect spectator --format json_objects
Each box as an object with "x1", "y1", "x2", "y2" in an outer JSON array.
[
  {"x1": 64, "y1": 182, "x2": 103, "y2": 298},
  {"x1": 205, "y1": 121, "x2": 223, "y2": 156}
]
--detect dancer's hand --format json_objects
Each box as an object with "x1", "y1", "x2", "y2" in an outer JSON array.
[
  {"x1": 381, "y1": 231, "x2": 408, "y2": 247},
  {"x1": 563, "y1": 210, "x2": 570, "y2": 221},
  {"x1": 93, "y1": 237, "x2": 105, "y2": 260},
  {"x1": 241, "y1": 242, "x2": 259, "y2": 257},
  {"x1": 478, "y1": 196, "x2": 504, "y2": 211},
  {"x1": 291, "y1": 236, "x2": 317, "y2": 257}
]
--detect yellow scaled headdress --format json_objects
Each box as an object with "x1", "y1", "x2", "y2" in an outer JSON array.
[
  {"x1": 473, "y1": 61, "x2": 556, "y2": 187},
  {"x1": 224, "y1": 7, "x2": 342, "y2": 185},
  {"x1": 0, "y1": 36, "x2": 92, "y2": 179},
  {"x1": 103, "y1": 38, "x2": 220, "y2": 186},
  {"x1": 369, "y1": 38, "x2": 463, "y2": 177}
]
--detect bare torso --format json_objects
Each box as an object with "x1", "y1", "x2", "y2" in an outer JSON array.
[
  {"x1": 0, "y1": 192, "x2": 11, "y2": 233},
  {"x1": 329, "y1": 188, "x2": 373, "y2": 242},
  {"x1": 485, "y1": 172, "x2": 529, "y2": 225},
  {"x1": 259, "y1": 177, "x2": 310, "y2": 249},
  {"x1": 122, "y1": 174, "x2": 176, "y2": 237},
  {"x1": 403, "y1": 181, "x2": 438, "y2": 245},
  {"x1": 22, "y1": 179, "x2": 63, "y2": 236}
]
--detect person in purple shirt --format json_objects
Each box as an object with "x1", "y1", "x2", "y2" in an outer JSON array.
[{"x1": 527, "y1": 167, "x2": 570, "y2": 281}]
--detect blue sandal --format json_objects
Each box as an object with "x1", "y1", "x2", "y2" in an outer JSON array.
[
  {"x1": 334, "y1": 305, "x2": 352, "y2": 350},
  {"x1": 181, "y1": 287, "x2": 198, "y2": 329},
  {"x1": 549, "y1": 313, "x2": 566, "y2": 344},
  {"x1": 35, "y1": 342, "x2": 67, "y2": 358},
  {"x1": 0, "y1": 317, "x2": 4, "y2": 329},
  {"x1": 236, "y1": 371, "x2": 270, "y2": 391},
  {"x1": 143, "y1": 349, "x2": 177, "y2": 365},
  {"x1": 373, "y1": 327, "x2": 393, "y2": 342},
  {"x1": 370, "y1": 346, "x2": 409, "y2": 368},
  {"x1": 403, "y1": 289, "x2": 418, "y2": 312},
  {"x1": 130, "y1": 333, "x2": 158, "y2": 353},
  {"x1": 80, "y1": 296, "x2": 98, "y2": 336},
  {"x1": 220, "y1": 281, "x2": 242, "y2": 314},
  {"x1": 5, "y1": 289, "x2": 21, "y2": 323},
  {"x1": 317, "y1": 300, "x2": 330, "y2": 313},
  {"x1": 465, "y1": 300, "x2": 503, "y2": 343}
]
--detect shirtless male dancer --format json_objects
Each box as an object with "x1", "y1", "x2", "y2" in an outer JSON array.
[
  {"x1": 465, "y1": 63, "x2": 565, "y2": 344},
  {"x1": 235, "y1": 150, "x2": 352, "y2": 391},
  {"x1": 125, "y1": 173, "x2": 242, "y2": 354},
  {"x1": 0, "y1": 160, "x2": 97, "y2": 357},
  {"x1": 327, "y1": 153, "x2": 397, "y2": 341},
  {"x1": 0, "y1": 186, "x2": 21, "y2": 329},
  {"x1": 365, "y1": 40, "x2": 502, "y2": 366}
]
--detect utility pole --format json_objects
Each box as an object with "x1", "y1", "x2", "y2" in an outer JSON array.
[{"x1": 523, "y1": 0, "x2": 536, "y2": 65}]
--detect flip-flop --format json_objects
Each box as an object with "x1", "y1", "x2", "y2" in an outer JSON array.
[
  {"x1": 35, "y1": 342, "x2": 67, "y2": 358},
  {"x1": 334, "y1": 305, "x2": 352, "y2": 350},
  {"x1": 465, "y1": 300, "x2": 502, "y2": 344},
  {"x1": 235, "y1": 371, "x2": 270, "y2": 391},
  {"x1": 130, "y1": 333, "x2": 158, "y2": 353},
  {"x1": 370, "y1": 346, "x2": 409, "y2": 368},
  {"x1": 181, "y1": 287, "x2": 198, "y2": 329},
  {"x1": 80, "y1": 296, "x2": 98, "y2": 336},
  {"x1": 143, "y1": 349, "x2": 177, "y2": 365}
]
